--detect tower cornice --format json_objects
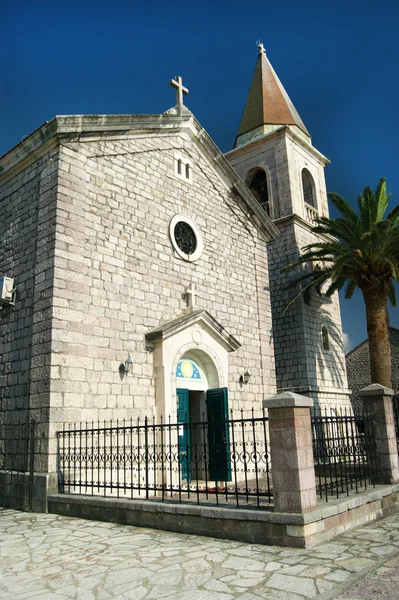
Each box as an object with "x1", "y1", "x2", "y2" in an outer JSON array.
[
  {"x1": 226, "y1": 124, "x2": 330, "y2": 166},
  {"x1": 274, "y1": 213, "x2": 337, "y2": 244}
]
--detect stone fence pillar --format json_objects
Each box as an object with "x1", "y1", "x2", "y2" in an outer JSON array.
[
  {"x1": 263, "y1": 392, "x2": 317, "y2": 513},
  {"x1": 359, "y1": 383, "x2": 399, "y2": 485}
]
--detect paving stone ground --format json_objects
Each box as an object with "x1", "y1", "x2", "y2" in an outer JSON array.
[{"x1": 1, "y1": 509, "x2": 399, "y2": 599}]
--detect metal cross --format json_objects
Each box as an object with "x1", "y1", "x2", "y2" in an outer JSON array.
[{"x1": 170, "y1": 76, "x2": 189, "y2": 105}]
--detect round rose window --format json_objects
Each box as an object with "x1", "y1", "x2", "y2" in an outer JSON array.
[{"x1": 169, "y1": 215, "x2": 203, "y2": 262}]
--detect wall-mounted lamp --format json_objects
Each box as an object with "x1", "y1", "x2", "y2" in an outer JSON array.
[
  {"x1": 239, "y1": 371, "x2": 251, "y2": 385},
  {"x1": 119, "y1": 354, "x2": 133, "y2": 376}
]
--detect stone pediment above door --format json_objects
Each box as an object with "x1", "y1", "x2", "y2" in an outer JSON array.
[
  {"x1": 146, "y1": 310, "x2": 239, "y2": 420},
  {"x1": 145, "y1": 309, "x2": 241, "y2": 353}
]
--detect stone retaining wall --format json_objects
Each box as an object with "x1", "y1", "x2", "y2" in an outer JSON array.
[{"x1": 48, "y1": 484, "x2": 399, "y2": 549}]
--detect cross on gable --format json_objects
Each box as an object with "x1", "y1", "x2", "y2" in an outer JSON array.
[{"x1": 170, "y1": 76, "x2": 189, "y2": 105}]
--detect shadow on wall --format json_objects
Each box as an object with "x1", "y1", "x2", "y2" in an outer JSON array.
[
  {"x1": 316, "y1": 304, "x2": 347, "y2": 386},
  {"x1": 287, "y1": 289, "x2": 348, "y2": 413}
]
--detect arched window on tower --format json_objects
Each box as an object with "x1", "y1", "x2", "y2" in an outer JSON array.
[
  {"x1": 301, "y1": 168, "x2": 317, "y2": 208},
  {"x1": 245, "y1": 167, "x2": 270, "y2": 216}
]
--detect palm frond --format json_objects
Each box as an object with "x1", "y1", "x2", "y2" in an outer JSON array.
[
  {"x1": 344, "y1": 279, "x2": 358, "y2": 299},
  {"x1": 282, "y1": 178, "x2": 397, "y2": 319},
  {"x1": 374, "y1": 178, "x2": 390, "y2": 222},
  {"x1": 388, "y1": 281, "x2": 397, "y2": 307},
  {"x1": 327, "y1": 192, "x2": 360, "y2": 224},
  {"x1": 386, "y1": 203, "x2": 399, "y2": 223}
]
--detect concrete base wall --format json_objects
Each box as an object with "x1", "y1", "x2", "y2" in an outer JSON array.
[
  {"x1": 0, "y1": 471, "x2": 58, "y2": 512},
  {"x1": 48, "y1": 484, "x2": 399, "y2": 548}
]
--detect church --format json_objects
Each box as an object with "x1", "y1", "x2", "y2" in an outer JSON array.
[{"x1": 0, "y1": 44, "x2": 351, "y2": 475}]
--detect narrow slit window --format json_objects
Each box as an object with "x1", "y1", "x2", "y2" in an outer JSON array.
[
  {"x1": 322, "y1": 326, "x2": 330, "y2": 351},
  {"x1": 175, "y1": 157, "x2": 192, "y2": 182}
]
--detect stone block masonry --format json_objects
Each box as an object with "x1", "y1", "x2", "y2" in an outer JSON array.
[
  {"x1": 0, "y1": 148, "x2": 59, "y2": 471},
  {"x1": 48, "y1": 483, "x2": 399, "y2": 548},
  {"x1": 1, "y1": 115, "x2": 278, "y2": 475},
  {"x1": 346, "y1": 327, "x2": 399, "y2": 413},
  {"x1": 226, "y1": 123, "x2": 352, "y2": 412},
  {"x1": 51, "y1": 133, "x2": 275, "y2": 430},
  {"x1": 359, "y1": 384, "x2": 399, "y2": 485},
  {"x1": 263, "y1": 392, "x2": 317, "y2": 513},
  {"x1": 267, "y1": 218, "x2": 352, "y2": 409}
]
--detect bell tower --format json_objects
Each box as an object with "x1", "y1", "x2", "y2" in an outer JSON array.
[{"x1": 226, "y1": 43, "x2": 351, "y2": 409}]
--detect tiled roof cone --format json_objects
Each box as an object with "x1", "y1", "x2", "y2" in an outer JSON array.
[{"x1": 234, "y1": 42, "x2": 310, "y2": 147}]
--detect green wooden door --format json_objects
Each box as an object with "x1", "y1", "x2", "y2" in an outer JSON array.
[
  {"x1": 206, "y1": 387, "x2": 231, "y2": 482},
  {"x1": 177, "y1": 388, "x2": 191, "y2": 481}
]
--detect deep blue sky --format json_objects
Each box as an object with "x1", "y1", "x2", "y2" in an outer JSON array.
[{"x1": 1, "y1": 0, "x2": 398, "y2": 350}]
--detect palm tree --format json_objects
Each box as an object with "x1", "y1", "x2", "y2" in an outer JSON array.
[{"x1": 283, "y1": 178, "x2": 399, "y2": 388}]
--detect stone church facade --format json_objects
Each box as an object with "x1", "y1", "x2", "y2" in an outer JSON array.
[{"x1": 0, "y1": 46, "x2": 350, "y2": 474}]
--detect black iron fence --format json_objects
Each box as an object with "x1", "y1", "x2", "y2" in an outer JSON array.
[
  {"x1": 57, "y1": 410, "x2": 272, "y2": 508},
  {"x1": 311, "y1": 409, "x2": 378, "y2": 501},
  {"x1": 57, "y1": 406, "x2": 383, "y2": 509},
  {"x1": 0, "y1": 419, "x2": 35, "y2": 510}
]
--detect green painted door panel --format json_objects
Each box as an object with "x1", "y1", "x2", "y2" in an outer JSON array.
[
  {"x1": 206, "y1": 387, "x2": 231, "y2": 482},
  {"x1": 177, "y1": 388, "x2": 191, "y2": 481}
]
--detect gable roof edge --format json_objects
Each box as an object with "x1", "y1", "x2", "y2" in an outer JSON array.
[
  {"x1": 145, "y1": 309, "x2": 241, "y2": 352},
  {"x1": 1, "y1": 112, "x2": 279, "y2": 242},
  {"x1": 191, "y1": 117, "x2": 279, "y2": 242}
]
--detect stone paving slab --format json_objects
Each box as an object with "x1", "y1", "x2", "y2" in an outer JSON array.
[
  {"x1": 336, "y1": 553, "x2": 399, "y2": 599},
  {"x1": 1, "y1": 510, "x2": 399, "y2": 599}
]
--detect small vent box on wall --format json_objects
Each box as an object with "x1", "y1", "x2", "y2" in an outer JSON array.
[{"x1": 0, "y1": 277, "x2": 16, "y2": 305}]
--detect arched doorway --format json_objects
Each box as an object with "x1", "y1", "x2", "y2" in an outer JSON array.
[{"x1": 175, "y1": 351, "x2": 231, "y2": 483}]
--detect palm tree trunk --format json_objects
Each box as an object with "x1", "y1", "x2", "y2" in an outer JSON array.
[{"x1": 361, "y1": 285, "x2": 392, "y2": 388}]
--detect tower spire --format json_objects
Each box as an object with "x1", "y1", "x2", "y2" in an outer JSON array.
[{"x1": 235, "y1": 43, "x2": 310, "y2": 147}]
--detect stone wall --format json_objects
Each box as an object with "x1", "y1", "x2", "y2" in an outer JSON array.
[
  {"x1": 267, "y1": 218, "x2": 350, "y2": 408},
  {"x1": 48, "y1": 483, "x2": 399, "y2": 548},
  {"x1": 227, "y1": 127, "x2": 350, "y2": 410},
  {"x1": 346, "y1": 328, "x2": 399, "y2": 413},
  {"x1": 226, "y1": 128, "x2": 329, "y2": 224},
  {"x1": 1, "y1": 118, "x2": 278, "y2": 475},
  {"x1": 0, "y1": 147, "x2": 58, "y2": 470},
  {"x1": 49, "y1": 131, "x2": 276, "y2": 431}
]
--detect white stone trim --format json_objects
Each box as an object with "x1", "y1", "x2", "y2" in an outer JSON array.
[
  {"x1": 172, "y1": 342, "x2": 226, "y2": 392},
  {"x1": 169, "y1": 215, "x2": 203, "y2": 262},
  {"x1": 151, "y1": 321, "x2": 230, "y2": 423},
  {"x1": 263, "y1": 391, "x2": 314, "y2": 409}
]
